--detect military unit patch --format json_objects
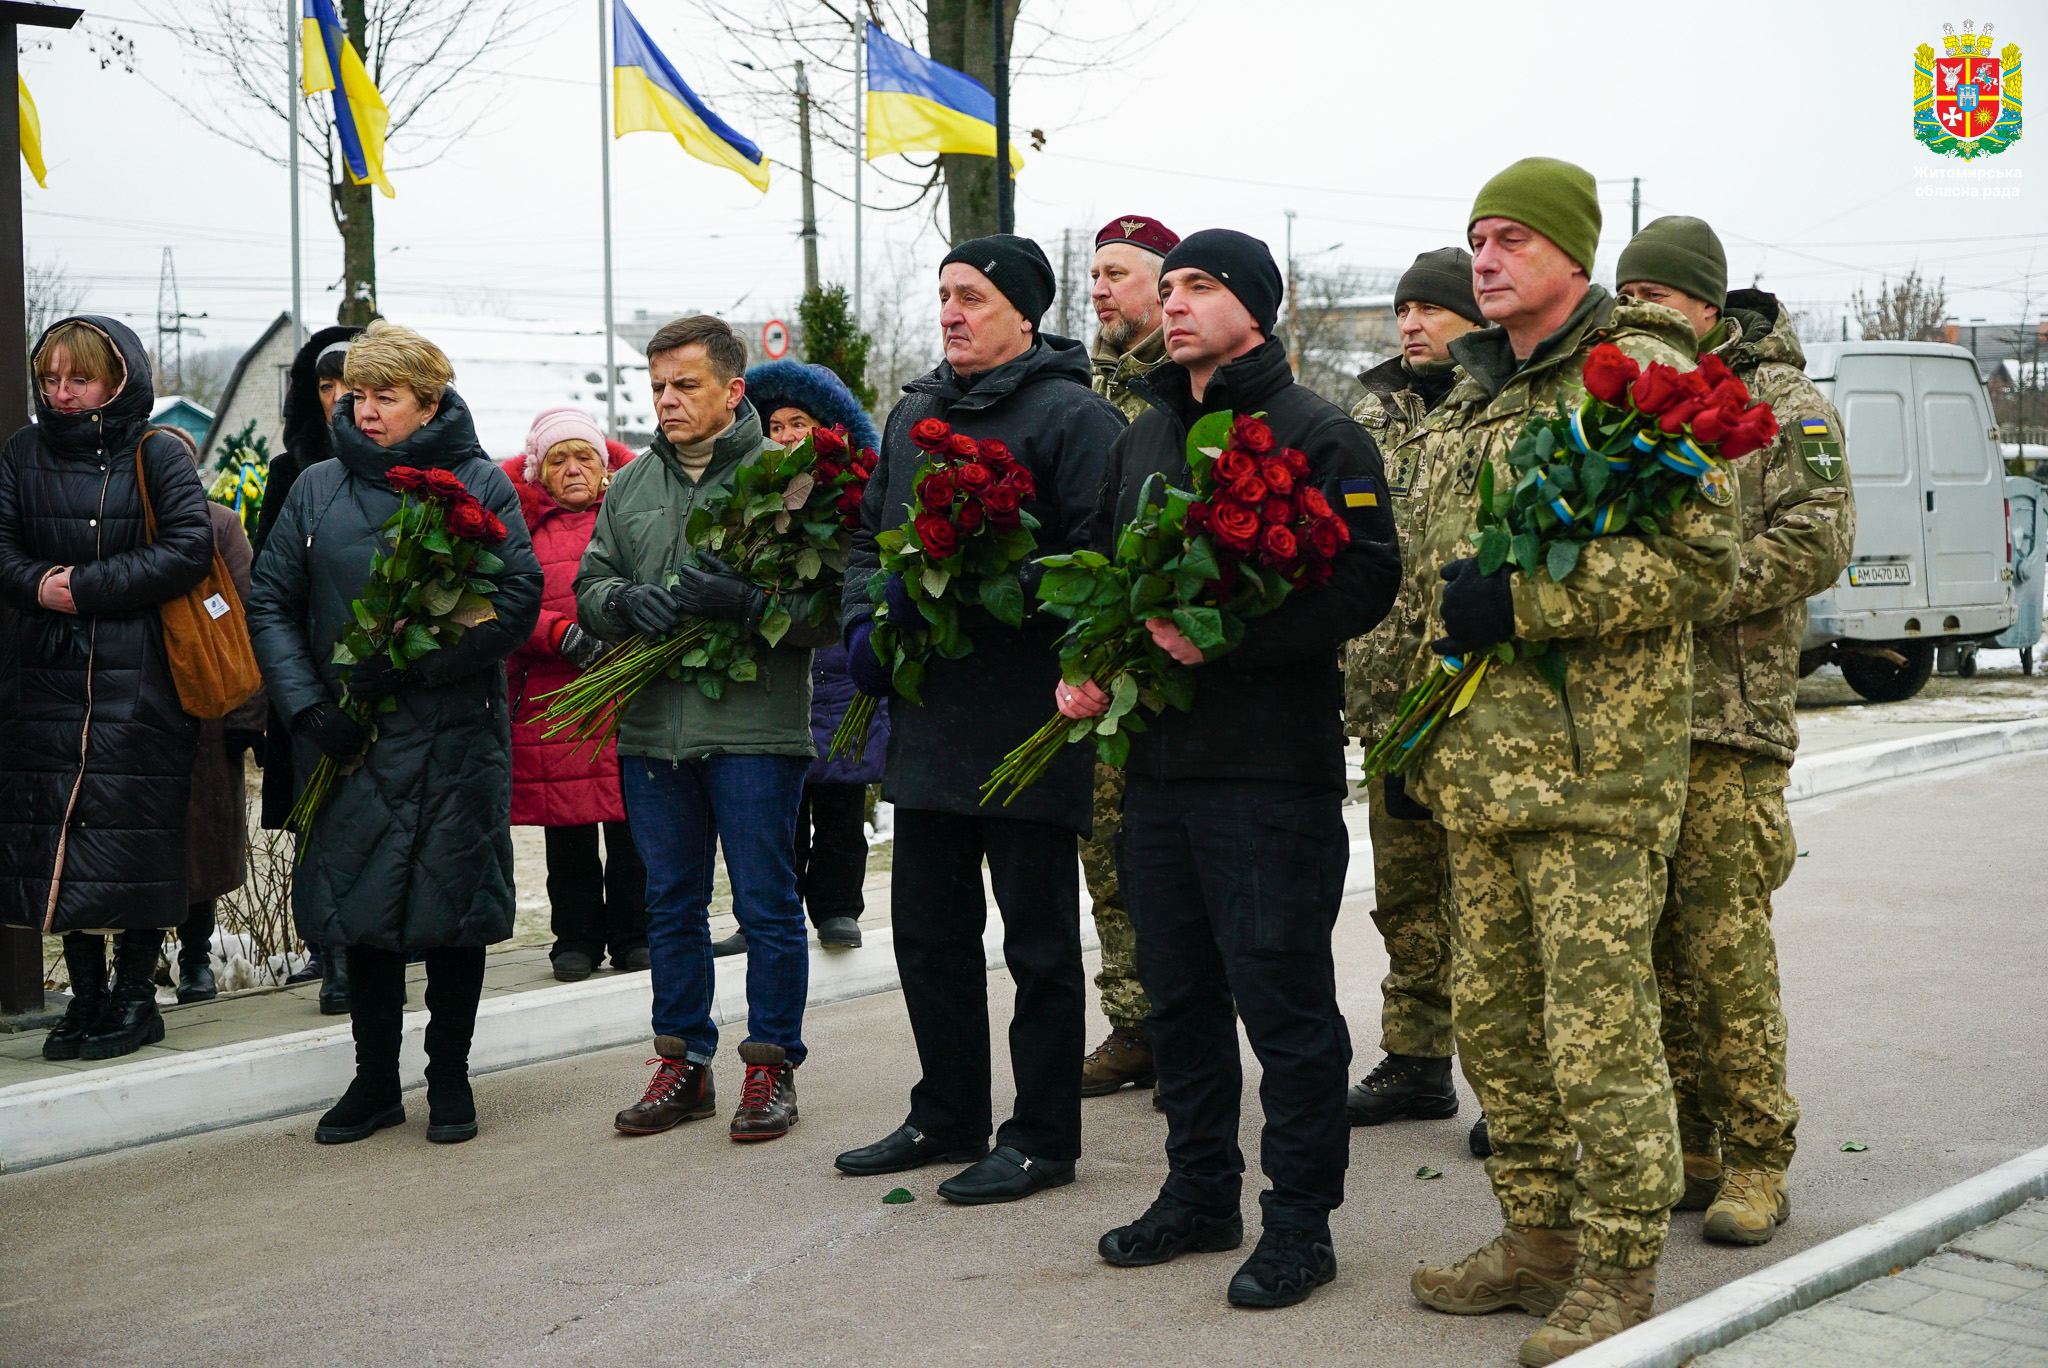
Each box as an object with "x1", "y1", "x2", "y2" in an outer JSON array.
[
  {"x1": 1697, "y1": 464, "x2": 1736, "y2": 507},
  {"x1": 1801, "y1": 439, "x2": 1845, "y2": 481}
]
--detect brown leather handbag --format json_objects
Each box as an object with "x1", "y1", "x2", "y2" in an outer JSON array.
[{"x1": 135, "y1": 436, "x2": 262, "y2": 718}]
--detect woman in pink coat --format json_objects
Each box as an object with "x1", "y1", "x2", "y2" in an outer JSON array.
[{"x1": 504, "y1": 408, "x2": 647, "y2": 982}]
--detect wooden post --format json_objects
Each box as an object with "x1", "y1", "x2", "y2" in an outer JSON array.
[{"x1": 0, "y1": 2, "x2": 85, "y2": 1018}]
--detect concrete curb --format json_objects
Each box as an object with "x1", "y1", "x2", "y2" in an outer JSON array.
[
  {"x1": 1568, "y1": 1142, "x2": 2048, "y2": 1368},
  {"x1": 1785, "y1": 716, "x2": 2048, "y2": 803},
  {"x1": 0, "y1": 917, "x2": 1095, "y2": 1174}
]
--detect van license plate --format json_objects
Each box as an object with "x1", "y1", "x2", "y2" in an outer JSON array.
[{"x1": 1847, "y1": 563, "x2": 1912, "y2": 586}]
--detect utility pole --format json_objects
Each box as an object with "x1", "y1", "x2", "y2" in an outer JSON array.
[
  {"x1": 287, "y1": 0, "x2": 302, "y2": 350},
  {"x1": 1284, "y1": 209, "x2": 1298, "y2": 358},
  {"x1": 155, "y1": 247, "x2": 204, "y2": 394},
  {"x1": 1631, "y1": 177, "x2": 1641, "y2": 237},
  {"x1": 992, "y1": 0, "x2": 1012, "y2": 234},
  {"x1": 796, "y1": 60, "x2": 819, "y2": 296},
  {"x1": 852, "y1": 19, "x2": 863, "y2": 325},
  {"x1": 596, "y1": 0, "x2": 616, "y2": 440}
]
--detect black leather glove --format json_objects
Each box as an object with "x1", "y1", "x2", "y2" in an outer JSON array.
[
  {"x1": 1431, "y1": 557, "x2": 1516, "y2": 656},
  {"x1": 1382, "y1": 772, "x2": 1433, "y2": 822},
  {"x1": 610, "y1": 582, "x2": 682, "y2": 637},
  {"x1": 293, "y1": 703, "x2": 367, "y2": 762},
  {"x1": 225, "y1": 727, "x2": 265, "y2": 767},
  {"x1": 558, "y1": 623, "x2": 607, "y2": 669},
  {"x1": 345, "y1": 653, "x2": 411, "y2": 702},
  {"x1": 673, "y1": 551, "x2": 768, "y2": 629}
]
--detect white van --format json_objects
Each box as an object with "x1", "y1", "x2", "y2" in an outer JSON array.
[{"x1": 1799, "y1": 341, "x2": 2014, "y2": 701}]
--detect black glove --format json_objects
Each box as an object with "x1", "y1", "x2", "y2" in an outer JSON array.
[
  {"x1": 345, "y1": 653, "x2": 411, "y2": 702},
  {"x1": 845, "y1": 620, "x2": 892, "y2": 698},
  {"x1": 1431, "y1": 557, "x2": 1516, "y2": 656},
  {"x1": 225, "y1": 727, "x2": 265, "y2": 767},
  {"x1": 673, "y1": 551, "x2": 768, "y2": 629},
  {"x1": 610, "y1": 581, "x2": 682, "y2": 637},
  {"x1": 558, "y1": 623, "x2": 607, "y2": 669},
  {"x1": 883, "y1": 572, "x2": 916, "y2": 623},
  {"x1": 1382, "y1": 772, "x2": 1433, "y2": 822},
  {"x1": 293, "y1": 703, "x2": 367, "y2": 762}
]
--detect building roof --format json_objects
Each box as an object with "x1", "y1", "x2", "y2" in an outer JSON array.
[{"x1": 203, "y1": 311, "x2": 292, "y2": 456}]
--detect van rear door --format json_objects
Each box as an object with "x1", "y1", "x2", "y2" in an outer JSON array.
[
  {"x1": 1914, "y1": 354, "x2": 2005, "y2": 610},
  {"x1": 1833, "y1": 352, "x2": 1925, "y2": 610}
]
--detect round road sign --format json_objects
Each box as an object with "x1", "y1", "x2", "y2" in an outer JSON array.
[{"x1": 762, "y1": 319, "x2": 790, "y2": 359}]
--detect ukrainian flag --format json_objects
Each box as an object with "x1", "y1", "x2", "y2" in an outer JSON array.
[
  {"x1": 1799, "y1": 417, "x2": 1831, "y2": 437},
  {"x1": 302, "y1": 0, "x2": 392, "y2": 198},
  {"x1": 613, "y1": 0, "x2": 769, "y2": 192},
  {"x1": 865, "y1": 21, "x2": 1023, "y2": 170},
  {"x1": 18, "y1": 75, "x2": 44, "y2": 188}
]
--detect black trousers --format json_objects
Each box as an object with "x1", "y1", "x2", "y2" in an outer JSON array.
[
  {"x1": 1121, "y1": 774, "x2": 1353, "y2": 1231},
  {"x1": 796, "y1": 782, "x2": 868, "y2": 925},
  {"x1": 891, "y1": 807, "x2": 1084, "y2": 1161},
  {"x1": 545, "y1": 822, "x2": 649, "y2": 966},
  {"x1": 179, "y1": 900, "x2": 215, "y2": 966}
]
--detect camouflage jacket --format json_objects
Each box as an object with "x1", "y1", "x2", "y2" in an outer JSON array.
[
  {"x1": 1091, "y1": 326, "x2": 1170, "y2": 422},
  {"x1": 1344, "y1": 357, "x2": 1450, "y2": 736},
  {"x1": 1689, "y1": 296, "x2": 1855, "y2": 763},
  {"x1": 1404, "y1": 289, "x2": 1739, "y2": 853}
]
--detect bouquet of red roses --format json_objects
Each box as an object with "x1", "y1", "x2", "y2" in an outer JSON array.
[
  {"x1": 286, "y1": 465, "x2": 509, "y2": 834},
  {"x1": 1363, "y1": 343, "x2": 1777, "y2": 776},
  {"x1": 980, "y1": 410, "x2": 1348, "y2": 803},
  {"x1": 539, "y1": 426, "x2": 870, "y2": 751},
  {"x1": 828, "y1": 416, "x2": 1039, "y2": 762}
]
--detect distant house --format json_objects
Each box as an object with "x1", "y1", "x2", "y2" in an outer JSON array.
[
  {"x1": 150, "y1": 396, "x2": 214, "y2": 447},
  {"x1": 202, "y1": 311, "x2": 295, "y2": 462}
]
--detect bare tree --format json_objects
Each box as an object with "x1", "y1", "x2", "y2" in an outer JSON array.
[
  {"x1": 860, "y1": 240, "x2": 941, "y2": 426},
  {"x1": 25, "y1": 260, "x2": 83, "y2": 352},
  {"x1": 146, "y1": 0, "x2": 550, "y2": 325},
  {"x1": 159, "y1": 344, "x2": 243, "y2": 410},
  {"x1": 1853, "y1": 268, "x2": 1950, "y2": 342},
  {"x1": 1289, "y1": 264, "x2": 1393, "y2": 410}
]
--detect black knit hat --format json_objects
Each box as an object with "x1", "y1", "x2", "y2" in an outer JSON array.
[
  {"x1": 1396, "y1": 247, "x2": 1484, "y2": 325},
  {"x1": 941, "y1": 234, "x2": 1058, "y2": 331},
  {"x1": 1160, "y1": 229, "x2": 1284, "y2": 336}
]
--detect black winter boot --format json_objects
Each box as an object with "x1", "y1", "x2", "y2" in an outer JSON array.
[
  {"x1": 81, "y1": 932, "x2": 167, "y2": 1060},
  {"x1": 318, "y1": 942, "x2": 351, "y2": 1016},
  {"x1": 177, "y1": 901, "x2": 218, "y2": 1004},
  {"x1": 43, "y1": 934, "x2": 109, "y2": 1061},
  {"x1": 1346, "y1": 1053, "x2": 1459, "y2": 1126},
  {"x1": 316, "y1": 945, "x2": 406, "y2": 1144},
  {"x1": 422, "y1": 947, "x2": 485, "y2": 1144}
]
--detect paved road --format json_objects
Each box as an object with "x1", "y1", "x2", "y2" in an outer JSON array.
[{"x1": 4, "y1": 753, "x2": 2047, "y2": 1368}]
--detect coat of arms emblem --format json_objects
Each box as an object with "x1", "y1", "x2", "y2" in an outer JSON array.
[{"x1": 1916, "y1": 22, "x2": 2022, "y2": 159}]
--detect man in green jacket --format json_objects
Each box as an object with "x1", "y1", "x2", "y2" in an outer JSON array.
[
  {"x1": 1080, "y1": 212, "x2": 1179, "y2": 1100},
  {"x1": 1400, "y1": 160, "x2": 1738, "y2": 1365},
  {"x1": 575, "y1": 315, "x2": 833, "y2": 1147},
  {"x1": 1619, "y1": 217, "x2": 1855, "y2": 1248}
]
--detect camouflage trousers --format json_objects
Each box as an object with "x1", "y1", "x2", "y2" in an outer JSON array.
[
  {"x1": 1081, "y1": 763, "x2": 1152, "y2": 1031},
  {"x1": 1653, "y1": 742, "x2": 1799, "y2": 1173},
  {"x1": 1445, "y1": 828, "x2": 1682, "y2": 1270},
  {"x1": 1365, "y1": 776, "x2": 1453, "y2": 1058}
]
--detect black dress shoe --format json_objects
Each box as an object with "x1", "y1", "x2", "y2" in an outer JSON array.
[
  {"x1": 816, "y1": 916, "x2": 862, "y2": 948},
  {"x1": 1100, "y1": 1195, "x2": 1244, "y2": 1267},
  {"x1": 1346, "y1": 1053, "x2": 1459, "y2": 1126},
  {"x1": 937, "y1": 1145, "x2": 1075, "y2": 1205},
  {"x1": 1227, "y1": 1228, "x2": 1337, "y2": 1308},
  {"x1": 834, "y1": 1123, "x2": 988, "y2": 1177}
]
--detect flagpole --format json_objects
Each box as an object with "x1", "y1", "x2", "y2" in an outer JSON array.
[
  {"x1": 852, "y1": 17, "x2": 863, "y2": 327},
  {"x1": 287, "y1": 0, "x2": 302, "y2": 348},
  {"x1": 597, "y1": 0, "x2": 617, "y2": 441}
]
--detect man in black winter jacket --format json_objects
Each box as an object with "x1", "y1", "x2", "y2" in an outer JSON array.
[
  {"x1": 833, "y1": 235, "x2": 1127, "y2": 1205},
  {"x1": 1066, "y1": 230, "x2": 1400, "y2": 1309}
]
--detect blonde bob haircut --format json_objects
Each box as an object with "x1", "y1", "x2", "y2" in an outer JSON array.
[
  {"x1": 34, "y1": 321, "x2": 123, "y2": 393},
  {"x1": 343, "y1": 318, "x2": 456, "y2": 409}
]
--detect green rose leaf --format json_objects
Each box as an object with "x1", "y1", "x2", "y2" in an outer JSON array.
[
  {"x1": 1546, "y1": 539, "x2": 1582, "y2": 584},
  {"x1": 882, "y1": 1187, "x2": 915, "y2": 1205},
  {"x1": 728, "y1": 655, "x2": 758, "y2": 683},
  {"x1": 921, "y1": 563, "x2": 951, "y2": 600},
  {"x1": 1097, "y1": 728, "x2": 1131, "y2": 768},
  {"x1": 1510, "y1": 532, "x2": 1541, "y2": 576},
  {"x1": 758, "y1": 605, "x2": 792, "y2": 647},
  {"x1": 696, "y1": 672, "x2": 725, "y2": 701},
  {"x1": 1171, "y1": 606, "x2": 1226, "y2": 652},
  {"x1": 978, "y1": 573, "x2": 1025, "y2": 627},
  {"x1": 331, "y1": 641, "x2": 359, "y2": 666},
  {"x1": 472, "y1": 549, "x2": 504, "y2": 575},
  {"x1": 1476, "y1": 527, "x2": 1511, "y2": 577},
  {"x1": 402, "y1": 622, "x2": 440, "y2": 658}
]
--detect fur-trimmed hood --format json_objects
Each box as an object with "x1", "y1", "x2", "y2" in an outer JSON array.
[{"x1": 742, "y1": 360, "x2": 881, "y2": 454}]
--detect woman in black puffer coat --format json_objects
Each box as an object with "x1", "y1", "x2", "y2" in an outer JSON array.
[{"x1": 0, "y1": 316, "x2": 215, "y2": 1061}]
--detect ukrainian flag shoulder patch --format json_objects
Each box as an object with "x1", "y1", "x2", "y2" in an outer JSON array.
[
  {"x1": 1341, "y1": 477, "x2": 1381, "y2": 508},
  {"x1": 1799, "y1": 417, "x2": 1831, "y2": 438}
]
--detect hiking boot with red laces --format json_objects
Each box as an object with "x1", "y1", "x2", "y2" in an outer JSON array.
[
  {"x1": 613, "y1": 1036, "x2": 716, "y2": 1135},
  {"x1": 730, "y1": 1041, "x2": 798, "y2": 1143}
]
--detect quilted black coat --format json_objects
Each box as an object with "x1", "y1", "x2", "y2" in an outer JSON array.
[{"x1": 0, "y1": 316, "x2": 215, "y2": 933}]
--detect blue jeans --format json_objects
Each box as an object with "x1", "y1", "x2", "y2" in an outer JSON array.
[{"x1": 620, "y1": 754, "x2": 811, "y2": 1065}]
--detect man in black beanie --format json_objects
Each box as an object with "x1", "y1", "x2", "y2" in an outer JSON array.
[
  {"x1": 1341, "y1": 247, "x2": 1486, "y2": 1138},
  {"x1": 834, "y1": 234, "x2": 1127, "y2": 1205},
  {"x1": 1063, "y1": 227, "x2": 1401, "y2": 1308}
]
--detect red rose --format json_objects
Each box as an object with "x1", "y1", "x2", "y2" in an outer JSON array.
[
  {"x1": 911, "y1": 417, "x2": 951, "y2": 452},
  {"x1": 1262, "y1": 496, "x2": 1294, "y2": 526},
  {"x1": 811, "y1": 425, "x2": 848, "y2": 457},
  {"x1": 423, "y1": 468, "x2": 469, "y2": 501},
  {"x1": 1582, "y1": 343, "x2": 1642, "y2": 406},
  {"x1": 1307, "y1": 517, "x2": 1343, "y2": 559},
  {"x1": 1689, "y1": 404, "x2": 1738, "y2": 445},
  {"x1": 1303, "y1": 560, "x2": 1334, "y2": 588},
  {"x1": 386, "y1": 466, "x2": 427, "y2": 491},
  {"x1": 851, "y1": 458, "x2": 875, "y2": 482},
  {"x1": 956, "y1": 462, "x2": 995, "y2": 493},
  {"x1": 955, "y1": 498, "x2": 986, "y2": 530},
  {"x1": 1282, "y1": 447, "x2": 1310, "y2": 479},
  {"x1": 983, "y1": 483, "x2": 1022, "y2": 526},
  {"x1": 1183, "y1": 502, "x2": 1213, "y2": 534},
  {"x1": 945, "y1": 432, "x2": 980, "y2": 459},
  {"x1": 1003, "y1": 464, "x2": 1036, "y2": 500},
  {"x1": 914, "y1": 513, "x2": 959, "y2": 558},
  {"x1": 480, "y1": 508, "x2": 508, "y2": 544},
  {"x1": 1298, "y1": 486, "x2": 1333, "y2": 520},
  {"x1": 1694, "y1": 353, "x2": 1736, "y2": 390},
  {"x1": 1629, "y1": 362, "x2": 1688, "y2": 415},
  {"x1": 1259, "y1": 523, "x2": 1299, "y2": 564},
  {"x1": 917, "y1": 470, "x2": 958, "y2": 509},
  {"x1": 836, "y1": 490, "x2": 863, "y2": 516},
  {"x1": 976, "y1": 438, "x2": 1014, "y2": 466},
  {"x1": 446, "y1": 497, "x2": 490, "y2": 541},
  {"x1": 1211, "y1": 500, "x2": 1259, "y2": 553},
  {"x1": 1214, "y1": 447, "x2": 1257, "y2": 483},
  {"x1": 1232, "y1": 415, "x2": 1275, "y2": 454},
  {"x1": 1229, "y1": 474, "x2": 1269, "y2": 506},
  {"x1": 1718, "y1": 404, "x2": 1779, "y2": 459},
  {"x1": 1260, "y1": 458, "x2": 1295, "y2": 497},
  {"x1": 1704, "y1": 377, "x2": 1751, "y2": 413}
]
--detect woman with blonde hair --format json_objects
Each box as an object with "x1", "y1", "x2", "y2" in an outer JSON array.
[{"x1": 248, "y1": 319, "x2": 541, "y2": 1146}]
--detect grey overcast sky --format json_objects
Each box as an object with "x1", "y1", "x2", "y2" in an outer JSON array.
[{"x1": 22, "y1": 0, "x2": 2044, "y2": 360}]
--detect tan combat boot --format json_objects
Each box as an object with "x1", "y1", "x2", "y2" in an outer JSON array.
[
  {"x1": 1518, "y1": 1262, "x2": 1656, "y2": 1365},
  {"x1": 1703, "y1": 1169, "x2": 1790, "y2": 1246},
  {"x1": 1412, "y1": 1224, "x2": 1581, "y2": 1318},
  {"x1": 1081, "y1": 1025, "x2": 1156, "y2": 1096},
  {"x1": 1676, "y1": 1154, "x2": 1723, "y2": 1211}
]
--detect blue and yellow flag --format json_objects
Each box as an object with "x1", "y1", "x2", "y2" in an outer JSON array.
[
  {"x1": 865, "y1": 22, "x2": 1023, "y2": 170},
  {"x1": 18, "y1": 75, "x2": 45, "y2": 188},
  {"x1": 613, "y1": 0, "x2": 769, "y2": 192},
  {"x1": 302, "y1": 0, "x2": 393, "y2": 198}
]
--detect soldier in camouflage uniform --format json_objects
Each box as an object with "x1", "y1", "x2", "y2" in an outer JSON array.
[
  {"x1": 1079, "y1": 214, "x2": 1180, "y2": 1097},
  {"x1": 1400, "y1": 161, "x2": 1738, "y2": 1367},
  {"x1": 1341, "y1": 248, "x2": 1485, "y2": 1130},
  {"x1": 1618, "y1": 216, "x2": 1855, "y2": 1249}
]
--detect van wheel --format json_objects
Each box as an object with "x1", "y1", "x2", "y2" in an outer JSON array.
[
  {"x1": 1956, "y1": 648, "x2": 1979, "y2": 679},
  {"x1": 2025, "y1": 647, "x2": 2035, "y2": 676},
  {"x1": 1840, "y1": 641, "x2": 1936, "y2": 702}
]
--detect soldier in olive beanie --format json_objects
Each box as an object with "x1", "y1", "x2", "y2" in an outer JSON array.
[
  {"x1": 1396, "y1": 247, "x2": 1484, "y2": 326},
  {"x1": 1616, "y1": 216, "x2": 1728, "y2": 311},
  {"x1": 1467, "y1": 157, "x2": 1602, "y2": 274}
]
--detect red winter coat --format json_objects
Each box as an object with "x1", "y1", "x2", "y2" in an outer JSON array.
[{"x1": 505, "y1": 441, "x2": 637, "y2": 826}]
